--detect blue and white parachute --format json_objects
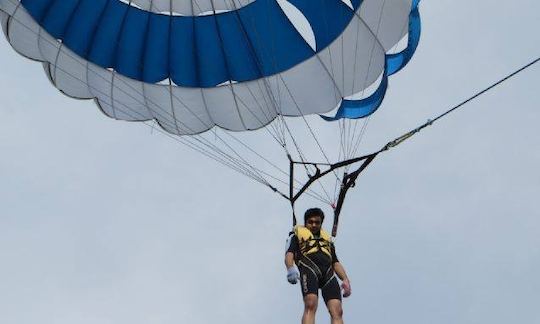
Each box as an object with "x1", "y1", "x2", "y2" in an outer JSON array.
[{"x1": 0, "y1": 0, "x2": 421, "y2": 207}]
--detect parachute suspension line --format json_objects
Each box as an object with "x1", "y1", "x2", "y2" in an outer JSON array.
[
  {"x1": 191, "y1": 0, "x2": 204, "y2": 14},
  {"x1": 106, "y1": 75, "x2": 271, "y2": 183},
  {"x1": 287, "y1": 125, "x2": 335, "y2": 204},
  {"x1": 330, "y1": 24, "x2": 350, "y2": 200},
  {"x1": 249, "y1": 39, "x2": 300, "y2": 155},
  {"x1": 225, "y1": 0, "x2": 293, "y2": 148},
  {"x1": 223, "y1": 131, "x2": 288, "y2": 178},
  {"x1": 277, "y1": 116, "x2": 289, "y2": 149},
  {"x1": 215, "y1": 3, "x2": 297, "y2": 154},
  {"x1": 155, "y1": 98, "x2": 274, "y2": 186},
  {"x1": 264, "y1": 97, "x2": 312, "y2": 181},
  {"x1": 157, "y1": 118, "x2": 269, "y2": 185},
  {"x1": 349, "y1": 118, "x2": 371, "y2": 166},
  {"x1": 174, "y1": 1, "x2": 288, "y2": 186},
  {"x1": 223, "y1": 0, "x2": 320, "y2": 194},
  {"x1": 278, "y1": 75, "x2": 340, "y2": 190},
  {"x1": 243, "y1": 83, "x2": 286, "y2": 146},
  {"x1": 130, "y1": 62, "x2": 277, "y2": 186},
  {"x1": 164, "y1": 130, "x2": 275, "y2": 188},
  {"x1": 142, "y1": 121, "x2": 263, "y2": 183},
  {"x1": 224, "y1": 91, "x2": 285, "y2": 145},
  {"x1": 167, "y1": 78, "x2": 184, "y2": 136},
  {"x1": 318, "y1": 8, "x2": 342, "y2": 110},
  {"x1": 341, "y1": 34, "x2": 346, "y2": 109},
  {"x1": 278, "y1": 117, "x2": 337, "y2": 205},
  {"x1": 207, "y1": 131, "x2": 273, "y2": 185},
  {"x1": 233, "y1": 2, "x2": 316, "y2": 167},
  {"x1": 220, "y1": 131, "x2": 330, "y2": 203},
  {"x1": 232, "y1": 0, "x2": 336, "y2": 205},
  {"x1": 278, "y1": 114, "x2": 309, "y2": 163},
  {"x1": 349, "y1": 19, "x2": 361, "y2": 97},
  {"x1": 209, "y1": 5, "x2": 250, "y2": 132},
  {"x1": 307, "y1": 36, "x2": 351, "y2": 203},
  {"x1": 337, "y1": 0, "x2": 387, "y2": 183},
  {"x1": 346, "y1": 7, "x2": 409, "y2": 161},
  {"x1": 343, "y1": 0, "x2": 391, "y2": 165},
  {"x1": 193, "y1": 133, "x2": 273, "y2": 186},
  {"x1": 343, "y1": 19, "x2": 370, "y2": 166}
]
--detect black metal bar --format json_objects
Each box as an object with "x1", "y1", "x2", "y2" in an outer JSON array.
[
  {"x1": 288, "y1": 154, "x2": 297, "y2": 226},
  {"x1": 290, "y1": 152, "x2": 379, "y2": 204},
  {"x1": 331, "y1": 154, "x2": 378, "y2": 237}
]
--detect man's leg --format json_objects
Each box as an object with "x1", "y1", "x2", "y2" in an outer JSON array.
[
  {"x1": 322, "y1": 276, "x2": 343, "y2": 324},
  {"x1": 298, "y1": 264, "x2": 320, "y2": 324},
  {"x1": 302, "y1": 294, "x2": 318, "y2": 324},
  {"x1": 326, "y1": 299, "x2": 344, "y2": 324}
]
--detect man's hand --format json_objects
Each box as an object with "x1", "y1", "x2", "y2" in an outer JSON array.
[
  {"x1": 287, "y1": 267, "x2": 300, "y2": 284},
  {"x1": 341, "y1": 279, "x2": 352, "y2": 298}
]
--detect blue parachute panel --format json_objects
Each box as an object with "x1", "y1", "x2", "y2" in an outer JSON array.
[
  {"x1": 287, "y1": 0, "x2": 357, "y2": 51},
  {"x1": 323, "y1": 1, "x2": 422, "y2": 120},
  {"x1": 20, "y1": 0, "x2": 357, "y2": 87}
]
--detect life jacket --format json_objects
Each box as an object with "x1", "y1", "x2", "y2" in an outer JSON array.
[{"x1": 294, "y1": 225, "x2": 333, "y2": 258}]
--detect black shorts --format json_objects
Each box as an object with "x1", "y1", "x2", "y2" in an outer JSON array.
[{"x1": 298, "y1": 260, "x2": 342, "y2": 302}]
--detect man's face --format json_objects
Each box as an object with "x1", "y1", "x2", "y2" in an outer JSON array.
[{"x1": 305, "y1": 215, "x2": 323, "y2": 234}]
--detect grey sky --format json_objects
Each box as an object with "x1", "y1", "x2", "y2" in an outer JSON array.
[{"x1": 1, "y1": 1, "x2": 540, "y2": 323}]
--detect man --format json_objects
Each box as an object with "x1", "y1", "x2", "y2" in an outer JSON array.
[{"x1": 285, "y1": 208, "x2": 352, "y2": 324}]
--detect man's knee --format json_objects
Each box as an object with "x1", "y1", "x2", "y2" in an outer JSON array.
[
  {"x1": 304, "y1": 295, "x2": 318, "y2": 312},
  {"x1": 328, "y1": 301, "x2": 343, "y2": 318}
]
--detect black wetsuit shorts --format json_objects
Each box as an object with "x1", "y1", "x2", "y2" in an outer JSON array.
[{"x1": 298, "y1": 259, "x2": 342, "y2": 302}]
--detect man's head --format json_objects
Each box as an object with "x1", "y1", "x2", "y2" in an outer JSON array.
[{"x1": 304, "y1": 208, "x2": 325, "y2": 233}]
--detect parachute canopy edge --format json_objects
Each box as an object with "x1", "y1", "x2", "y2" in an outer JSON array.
[{"x1": 321, "y1": 0, "x2": 422, "y2": 121}]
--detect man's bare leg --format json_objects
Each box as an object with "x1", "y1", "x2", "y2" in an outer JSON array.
[
  {"x1": 326, "y1": 299, "x2": 344, "y2": 324},
  {"x1": 302, "y1": 294, "x2": 318, "y2": 324}
]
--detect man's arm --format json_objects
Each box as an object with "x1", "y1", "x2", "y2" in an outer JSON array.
[
  {"x1": 285, "y1": 251, "x2": 295, "y2": 269},
  {"x1": 333, "y1": 262, "x2": 352, "y2": 298},
  {"x1": 284, "y1": 236, "x2": 300, "y2": 284},
  {"x1": 333, "y1": 262, "x2": 349, "y2": 282},
  {"x1": 285, "y1": 234, "x2": 297, "y2": 269}
]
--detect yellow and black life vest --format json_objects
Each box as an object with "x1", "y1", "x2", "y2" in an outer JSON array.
[{"x1": 294, "y1": 225, "x2": 333, "y2": 258}]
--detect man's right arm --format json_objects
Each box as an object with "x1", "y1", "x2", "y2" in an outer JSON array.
[
  {"x1": 285, "y1": 251, "x2": 295, "y2": 269},
  {"x1": 284, "y1": 234, "x2": 298, "y2": 269},
  {"x1": 284, "y1": 235, "x2": 300, "y2": 284}
]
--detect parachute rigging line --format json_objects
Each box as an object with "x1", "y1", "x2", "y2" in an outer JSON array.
[{"x1": 284, "y1": 55, "x2": 540, "y2": 237}]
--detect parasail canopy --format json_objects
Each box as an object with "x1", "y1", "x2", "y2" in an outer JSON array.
[{"x1": 1, "y1": 0, "x2": 422, "y2": 233}]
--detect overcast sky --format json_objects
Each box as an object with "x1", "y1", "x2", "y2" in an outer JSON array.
[{"x1": 1, "y1": 1, "x2": 540, "y2": 323}]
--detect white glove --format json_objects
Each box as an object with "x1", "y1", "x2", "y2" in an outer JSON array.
[{"x1": 287, "y1": 267, "x2": 300, "y2": 284}]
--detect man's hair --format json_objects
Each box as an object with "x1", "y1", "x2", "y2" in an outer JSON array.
[{"x1": 304, "y1": 208, "x2": 325, "y2": 223}]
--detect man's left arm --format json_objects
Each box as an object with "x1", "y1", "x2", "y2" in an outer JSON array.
[
  {"x1": 332, "y1": 244, "x2": 352, "y2": 297},
  {"x1": 333, "y1": 262, "x2": 348, "y2": 281}
]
